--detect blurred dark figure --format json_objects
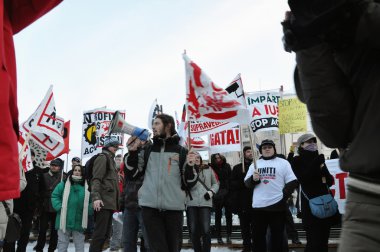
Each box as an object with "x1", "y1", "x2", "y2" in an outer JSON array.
[
  {"x1": 282, "y1": 1, "x2": 380, "y2": 251},
  {"x1": 210, "y1": 153, "x2": 232, "y2": 244},
  {"x1": 229, "y1": 147, "x2": 254, "y2": 251}
]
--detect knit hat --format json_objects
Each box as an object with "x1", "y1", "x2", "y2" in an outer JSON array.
[
  {"x1": 50, "y1": 158, "x2": 64, "y2": 169},
  {"x1": 72, "y1": 157, "x2": 81, "y2": 163},
  {"x1": 104, "y1": 136, "x2": 120, "y2": 148},
  {"x1": 259, "y1": 139, "x2": 276, "y2": 154},
  {"x1": 243, "y1": 146, "x2": 251, "y2": 153},
  {"x1": 297, "y1": 133, "x2": 316, "y2": 147}
]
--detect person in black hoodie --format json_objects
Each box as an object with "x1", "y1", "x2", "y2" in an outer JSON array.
[
  {"x1": 210, "y1": 153, "x2": 232, "y2": 244},
  {"x1": 291, "y1": 134, "x2": 340, "y2": 252},
  {"x1": 229, "y1": 146, "x2": 253, "y2": 252}
]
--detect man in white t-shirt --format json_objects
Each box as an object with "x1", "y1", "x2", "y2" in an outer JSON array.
[{"x1": 244, "y1": 139, "x2": 298, "y2": 252}]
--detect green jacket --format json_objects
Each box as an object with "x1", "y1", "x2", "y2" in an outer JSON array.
[
  {"x1": 91, "y1": 149, "x2": 119, "y2": 210},
  {"x1": 51, "y1": 179, "x2": 93, "y2": 232}
]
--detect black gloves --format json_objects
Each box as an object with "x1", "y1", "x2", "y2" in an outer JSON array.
[{"x1": 204, "y1": 191, "x2": 212, "y2": 201}]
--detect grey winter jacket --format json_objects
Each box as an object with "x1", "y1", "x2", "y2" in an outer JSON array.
[
  {"x1": 125, "y1": 135, "x2": 196, "y2": 211},
  {"x1": 186, "y1": 165, "x2": 219, "y2": 208}
]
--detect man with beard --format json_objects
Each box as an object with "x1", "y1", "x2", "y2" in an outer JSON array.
[
  {"x1": 230, "y1": 146, "x2": 254, "y2": 252},
  {"x1": 125, "y1": 113, "x2": 197, "y2": 252}
]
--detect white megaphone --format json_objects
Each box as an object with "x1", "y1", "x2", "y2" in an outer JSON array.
[{"x1": 109, "y1": 111, "x2": 150, "y2": 141}]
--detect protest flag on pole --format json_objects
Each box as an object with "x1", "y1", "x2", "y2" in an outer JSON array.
[{"x1": 183, "y1": 54, "x2": 249, "y2": 124}]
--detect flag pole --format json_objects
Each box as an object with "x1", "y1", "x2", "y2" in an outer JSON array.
[
  {"x1": 248, "y1": 126, "x2": 258, "y2": 171},
  {"x1": 239, "y1": 125, "x2": 245, "y2": 173},
  {"x1": 187, "y1": 121, "x2": 191, "y2": 151}
]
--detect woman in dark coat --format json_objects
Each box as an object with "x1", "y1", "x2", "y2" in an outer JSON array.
[
  {"x1": 210, "y1": 153, "x2": 232, "y2": 244},
  {"x1": 292, "y1": 133, "x2": 340, "y2": 252}
]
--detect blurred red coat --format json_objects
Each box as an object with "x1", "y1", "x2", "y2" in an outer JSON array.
[{"x1": 0, "y1": 0, "x2": 62, "y2": 200}]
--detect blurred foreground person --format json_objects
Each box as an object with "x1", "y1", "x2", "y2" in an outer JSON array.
[
  {"x1": 282, "y1": 1, "x2": 380, "y2": 250},
  {"x1": 0, "y1": 0, "x2": 63, "y2": 201}
]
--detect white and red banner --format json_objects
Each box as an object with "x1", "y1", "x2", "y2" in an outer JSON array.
[
  {"x1": 20, "y1": 86, "x2": 66, "y2": 157},
  {"x1": 325, "y1": 159, "x2": 349, "y2": 214},
  {"x1": 190, "y1": 137, "x2": 208, "y2": 151},
  {"x1": 183, "y1": 54, "x2": 249, "y2": 124},
  {"x1": 246, "y1": 91, "x2": 281, "y2": 133},
  {"x1": 81, "y1": 108, "x2": 125, "y2": 158},
  {"x1": 148, "y1": 99, "x2": 163, "y2": 130},
  {"x1": 46, "y1": 121, "x2": 71, "y2": 161},
  {"x1": 189, "y1": 121, "x2": 238, "y2": 137},
  {"x1": 18, "y1": 134, "x2": 33, "y2": 171},
  {"x1": 209, "y1": 125, "x2": 241, "y2": 154}
]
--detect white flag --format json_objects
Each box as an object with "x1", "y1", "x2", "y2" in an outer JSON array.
[
  {"x1": 183, "y1": 54, "x2": 249, "y2": 124},
  {"x1": 20, "y1": 86, "x2": 65, "y2": 156}
]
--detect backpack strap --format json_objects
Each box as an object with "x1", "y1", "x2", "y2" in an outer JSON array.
[
  {"x1": 197, "y1": 176, "x2": 210, "y2": 191},
  {"x1": 1, "y1": 201, "x2": 11, "y2": 217},
  {"x1": 143, "y1": 145, "x2": 153, "y2": 175}
]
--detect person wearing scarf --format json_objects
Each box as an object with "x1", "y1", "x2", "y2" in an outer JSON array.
[
  {"x1": 291, "y1": 133, "x2": 340, "y2": 252},
  {"x1": 51, "y1": 165, "x2": 92, "y2": 252},
  {"x1": 186, "y1": 153, "x2": 219, "y2": 252}
]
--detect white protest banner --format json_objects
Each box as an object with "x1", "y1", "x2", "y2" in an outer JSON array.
[
  {"x1": 184, "y1": 54, "x2": 249, "y2": 124},
  {"x1": 81, "y1": 108, "x2": 125, "y2": 158},
  {"x1": 246, "y1": 91, "x2": 280, "y2": 132},
  {"x1": 209, "y1": 125, "x2": 241, "y2": 154},
  {"x1": 190, "y1": 137, "x2": 208, "y2": 151},
  {"x1": 325, "y1": 159, "x2": 349, "y2": 214},
  {"x1": 20, "y1": 86, "x2": 66, "y2": 157},
  {"x1": 18, "y1": 135, "x2": 33, "y2": 172},
  {"x1": 190, "y1": 121, "x2": 238, "y2": 137},
  {"x1": 21, "y1": 86, "x2": 64, "y2": 142},
  {"x1": 148, "y1": 99, "x2": 163, "y2": 130}
]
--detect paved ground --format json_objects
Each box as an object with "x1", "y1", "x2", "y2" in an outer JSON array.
[{"x1": 25, "y1": 239, "x2": 339, "y2": 251}]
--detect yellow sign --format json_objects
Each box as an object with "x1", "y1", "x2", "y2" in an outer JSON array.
[{"x1": 279, "y1": 98, "x2": 307, "y2": 134}]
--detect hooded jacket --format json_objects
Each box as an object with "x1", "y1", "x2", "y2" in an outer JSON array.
[
  {"x1": 51, "y1": 177, "x2": 93, "y2": 232},
  {"x1": 91, "y1": 149, "x2": 119, "y2": 211}
]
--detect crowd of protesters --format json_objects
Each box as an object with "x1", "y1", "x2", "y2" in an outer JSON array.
[{"x1": 0, "y1": 114, "x2": 344, "y2": 252}]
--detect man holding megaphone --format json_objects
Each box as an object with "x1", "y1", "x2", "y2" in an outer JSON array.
[{"x1": 123, "y1": 113, "x2": 198, "y2": 252}]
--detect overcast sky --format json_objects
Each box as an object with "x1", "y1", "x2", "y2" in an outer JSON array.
[{"x1": 15, "y1": 0, "x2": 295, "y2": 161}]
